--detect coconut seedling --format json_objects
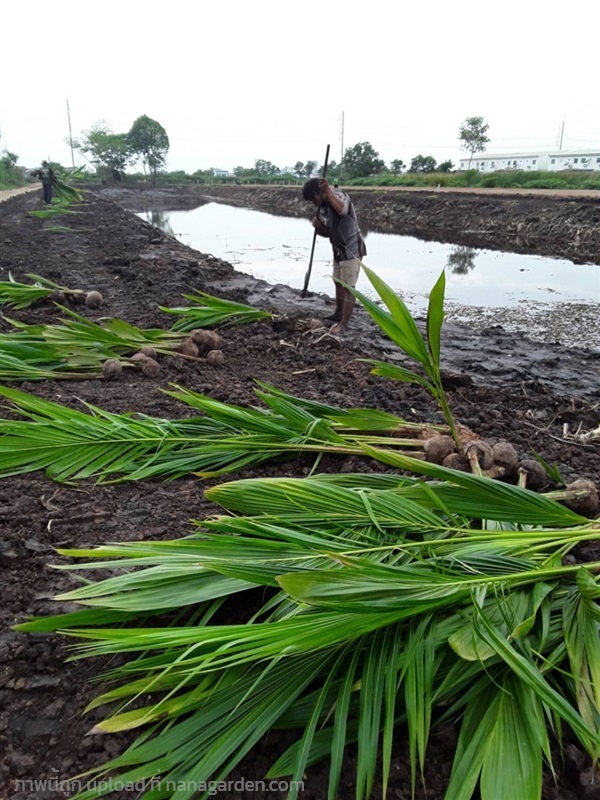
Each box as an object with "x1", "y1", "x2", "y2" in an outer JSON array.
[
  {"x1": 206, "y1": 349, "x2": 225, "y2": 367},
  {"x1": 350, "y1": 267, "x2": 461, "y2": 448},
  {"x1": 160, "y1": 289, "x2": 274, "y2": 331},
  {"x1": 518, "y1": 459, "x2": 548, "y2": 490},
  {"x1": 546, "y1": 479, "x2": 599, "y2": 514},
  {"x1": 141, "y1": 358, "x2": 161, "y2": 379},
  {"x1": 0, "y1": 273, "x2": 95, "y2": 310},
  {"x1": 85, "y1": 290, "x2": 104, "y2": 309},
  {"x1": 0, "y1": 383, "x2": 448, "y2": 483},
  {"x1": 423, "y1": 434, "x2": 455, "y2": 464},
  {"x1": 12, "y1": 462, "x2": 600, "y2": 800},
  {"x1": 102, "y1": 358, "x2": 122, "y2": 380},
  {"x1": 190, "y1": 328, "x2": 222, "y2": 354}
]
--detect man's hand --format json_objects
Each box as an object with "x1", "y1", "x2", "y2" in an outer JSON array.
[
  {"x1": 318, "y1": 179, "x2": 344, "y2": 214},
  {"x1": 312, "y1": 216, "x2": 329, "y2": 236}
]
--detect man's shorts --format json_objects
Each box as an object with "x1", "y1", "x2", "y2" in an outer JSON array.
[{"x1": 332, "y1": 258, "x2": 361, "y2": 288}]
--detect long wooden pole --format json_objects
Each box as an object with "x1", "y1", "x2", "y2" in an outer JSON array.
[{"x1": 301, "y1": 144, "x2": 330, "y2": 298}]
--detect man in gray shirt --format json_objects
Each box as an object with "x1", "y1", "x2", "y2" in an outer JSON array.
[{"x1": 302, "y1": 178, "x2": 367, "y2": 334}]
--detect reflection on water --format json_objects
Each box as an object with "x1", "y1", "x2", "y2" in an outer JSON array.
[
  {"x1": 137, "y1": 203, "x2": 599, "y2": 313},
  {"x1": 446, "y1": 246, "x2": 477, "y2": 275},
  {"x1": 141, "y1": 210, "x2": 174, "y2": 235}
]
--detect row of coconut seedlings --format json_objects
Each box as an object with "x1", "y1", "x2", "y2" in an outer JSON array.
[
  {"x1": 0, "y1": 381, "x2": 597, "y2": 516},
  {"x1": 102, "y1": 329, "x2": 225, "y2": 380}
]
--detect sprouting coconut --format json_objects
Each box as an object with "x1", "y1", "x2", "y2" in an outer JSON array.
[
  {"x1": 48, "y1": 289, "x2": 65, "y2": 304},
  {"x1": 102, "y1": 359, "x2": 122, "y2": 380},
  {"x1": 139, "y1": 345, "x2": 157, "y2": 359},
  {"x1": 190, "y1": 329, "x2": 221, "y2": 353},
  {"x1": 464, "y1": 440, "x2": 494, "y2": 472},
  {"x1": 141, "y1": 358, "x2": 160, "y2": 378},
  {"x1": 442, "y1": 452, "x2": 471, "y2": 472},
  {"x1": 85, "y1": 291, "x2": 104, "y2": 309},
  {"x1": 206, "y1": 349, "x2": 225, "y2": 367},
  {"x1": 423, "y1": 435, "x2": 455, "y2": 464},
  {"x1": 130, "y1": 352, "x2": 149, "y2": 369},
  {"x1": 179, "y1": 338, "x2": 199, "y2": 358},
  {"x1": 561, "y1": 479, "x2": 599, "y2": 515},
  {"x1": 517, "y1": 459, "x2": 547, "y2": 491},
  {"x1": 489, "y1": 441, "x2": 519, "y2": 478},
  {"x1": 70, "y1": 290, "x2": 87, "y2": 305}
]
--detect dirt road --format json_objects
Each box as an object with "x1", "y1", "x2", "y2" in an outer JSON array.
[{"x1": 0, "y1": 184, "x2": 39, "y2": 203}]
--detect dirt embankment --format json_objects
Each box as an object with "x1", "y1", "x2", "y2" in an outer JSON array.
[{"x1": 106, "y1": 184, "x2": 600, "y2": 266}]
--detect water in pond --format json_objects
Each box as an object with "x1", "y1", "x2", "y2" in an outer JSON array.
[{"x1": 139, "y1": 204, "x2": 600, "y2": 350}]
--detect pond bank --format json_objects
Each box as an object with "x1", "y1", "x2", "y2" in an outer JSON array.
[{"x1": 102, "y1": 184, "x2": 600, "y2": 265}]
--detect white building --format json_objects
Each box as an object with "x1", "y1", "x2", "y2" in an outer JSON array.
[
  {"x1": 211, "y1": 168, "x2": 230, "y2": 177},
  {"x1": 459, "y1": 150, "x2": 600, "y2": 172}
]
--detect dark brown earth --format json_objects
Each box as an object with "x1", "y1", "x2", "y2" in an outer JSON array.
[{"x1": 1, "y1": 187, "x2": 599, "y2": 800}]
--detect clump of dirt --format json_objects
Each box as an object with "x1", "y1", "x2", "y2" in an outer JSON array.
[{"x1": 1, "y1": 188, "x2": 599, "y2": 800}]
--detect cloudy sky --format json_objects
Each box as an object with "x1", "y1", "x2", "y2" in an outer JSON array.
[{"x1": 2, "y1": 0, "x2": 599, "y2": 173}]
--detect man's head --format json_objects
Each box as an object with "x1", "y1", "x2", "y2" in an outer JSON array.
[{"x1": 302, "y1": 178, "x2": 321, "y2": 204}]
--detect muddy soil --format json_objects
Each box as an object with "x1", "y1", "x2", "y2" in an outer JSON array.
[{"x1": 1, "y1": 188, "x2": 599, "y2": 800}]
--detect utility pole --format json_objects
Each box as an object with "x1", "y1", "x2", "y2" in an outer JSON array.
[
  {"x1": 66, "y1": 98, "x2": 75, "y2": 167},
  {"x1": 339, "y1": 111, "x2": 345, "y2": 184},
  {"x1": 558, "y1": 119, "x2": 565, "y2": 151}
]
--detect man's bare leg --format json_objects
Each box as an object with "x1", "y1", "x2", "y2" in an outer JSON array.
[
  {"x1": 324, "y1": 282, "x2": 345, "y2": 323},
  {"x1": 330, "y1": 289, "x2": 355, "y2": 335}
]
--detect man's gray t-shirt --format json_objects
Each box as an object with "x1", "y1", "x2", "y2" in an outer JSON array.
[{"x1": 318, "y1": 189, "x2": 366, "y2": 262}]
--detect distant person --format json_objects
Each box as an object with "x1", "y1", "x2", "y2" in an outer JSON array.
[
  {"x1": 302, "y1": 177, "x2": 366, "y2": 334},
  {"x1": 32, "y1": 161, "x2": 56, "y2": 204}
]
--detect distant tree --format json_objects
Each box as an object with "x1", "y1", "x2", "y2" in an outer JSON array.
[
  {"x1": 128, "y1": 115, "x2": 170, "y2": 184},
  {"x1": 325, "y1": 160, "x2": 339, "y2": 182},
  {"x1": 233, "y1": 166, "x2": 255, "y2": 180},
  {"x1": 304, "y1": 160, "x2": 317, "y2": 177},
  {"x1": 437, "y1": 160, "x2": 454, "y2": 173},
  {"x1": 343, "y1": 142, "x2": 386, "y2": 179},
  {"x1": 409, "y1": 155, "x2": 437, "y2": 173},
  {"x1": 459, "y1": 116, "x2": 490, "y2": 169},
  {"x1": 254, "y1": 159, "x2": 279, "y2": 177},
  {"x1": 390, "y1": 159, "x2": 405, "y2": 175},
  {"x1": 2, "y1": 150, "x2": 18, "y2": 168},
  {"x1": 74, "y1": 123, "x2": 132, "y2": 182},
  {"x1": 0, "y1": 149, "x2": 25, "y2": 188},
  {"x1": 293, "y1": 161, "x2": 305, "y2": 178}
]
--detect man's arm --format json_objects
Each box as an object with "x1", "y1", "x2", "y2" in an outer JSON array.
[{"x1": 319, "y1": 179, "x2": 348, "y2": 215}]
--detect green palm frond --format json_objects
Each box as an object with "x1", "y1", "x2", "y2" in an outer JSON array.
[
  {"x1": 0, "y1": 273, "x2": 55, "y2": 309},
  {"x1": 160, "y1": 289, "x2": 274, "y2": 330},
  {"x1": 0, "y1": 384, "x2": 438, "y2": 482},
  {"x1": 14, "y1": 469, "x2": 599, "y2": 800},
  {"x1": 351, "y1": 265, "x2": 459, "y2": 445}
]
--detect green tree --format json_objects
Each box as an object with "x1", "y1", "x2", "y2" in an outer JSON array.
[
  {"x1": 390, "y1": 159, "x2": 405, "y2": 175},
  {"x1": 343, "y1": 142, "x2": 386, "y2": 179},
  {"x1": 127, "y1": 115, "x2": 170, "y2": 184},
  {"x1": 0, "y1": 150, "x2": 25, "y2": 189},
  {"x1": 437, "y1": 160, "x2": 454, "y2": 173},
  {"x1": 233, "y1": 166, "x2": 255, "y2": 180},
  {"x1": 304, "y1": 160, "x2": 317, "y2": 177},
  {"x1": 254, "y1": 159, "x2": 279, "y2": 177},
  {"x1": 459, "y1": 116, "x2": 490, "y2": 169},
  {"x1": 293, "y1": 161, "x2": 305, "y2": 178},
  {"x1": 409, "y1": 154, "x2": 437, "y2": 173},
  {"x1": 74, "y1": 123, "x2": 131, "y2": 182}
]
